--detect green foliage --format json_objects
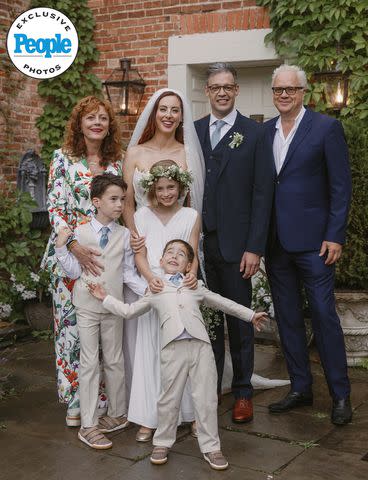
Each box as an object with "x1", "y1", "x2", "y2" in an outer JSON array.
[
  {"x1": 32, "y1": 329, "x2": 53, "y2": 341},
  {"x1": 335, "y1": 118, "x2": 368, "y2": 289},
  {"x1": 0, "y1": 190, "x2": 50, "y2": 322},
  {"x1": 257, "y1": 0, "x2": 368, "y2": 118},
  {"x1": 30, "y1": 0, "x2": 102, "y2": 164},
  {"x1": 200, "y1": 305, "x2": 222, "y2": 341}
]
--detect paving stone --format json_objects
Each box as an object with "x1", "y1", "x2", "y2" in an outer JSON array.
[
  {"x1": 219, "y1": 405, "x2": 333, "y2": 443},
  {"x1": 277, "y1": 446, "x2": 368, "y2": 480},
  {"x1": 171, "y1": 428, "x2": 303, "y2": 474},
  {"x1": 0, "y1": 431, "x2": 133, "y2": 480},
  {"x1": 319, "y1": 401, "x2": 368, "y2": 455},
  {"x1": 127, "y1": 448, "x2": 267, "y2": 480}
]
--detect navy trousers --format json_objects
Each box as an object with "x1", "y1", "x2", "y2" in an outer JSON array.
[
  {"x1": 204, "y1": 231, "x2": 254, "y2": 399},
  {"x1": 266, "y1": 241, "x2": 350, "y2": 400}
]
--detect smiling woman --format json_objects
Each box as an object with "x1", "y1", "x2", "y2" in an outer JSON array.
[
  {"x1": 41, "y1": 96, "x2": 123, "y2": 427},
  {"x1": 120, "y1": 88, "x2": 205, "y2": 440}
]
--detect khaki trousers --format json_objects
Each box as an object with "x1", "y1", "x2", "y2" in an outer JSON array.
[
  {"x1": 153, "y1": 338, "x2": 220, "y2": 453},
  {"x1": 76, "y1": 308, "x2": 126, "y2": 428}
]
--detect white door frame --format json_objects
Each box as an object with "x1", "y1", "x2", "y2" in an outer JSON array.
[{"x1": 168, "y1": 29, "x2": 280, "y2": 96}]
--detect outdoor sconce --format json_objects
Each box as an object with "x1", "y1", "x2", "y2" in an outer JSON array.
[
  {"x1": 313, "y1": 69, "x2": 349, "y2": 112},
  {"x1": 103, "y1": 58, "x2": 146, "y2": 116}
]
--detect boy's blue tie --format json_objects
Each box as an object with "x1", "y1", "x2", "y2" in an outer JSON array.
[
  {"x1": 99, "y1": 226, "x2": 110, "y2": 249},
  {"x1": 169, "y1": 272, "x2": 183, "y2": 287}
]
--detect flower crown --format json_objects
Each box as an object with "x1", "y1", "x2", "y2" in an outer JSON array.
[{"x1": 139, "y1": 164, "x2": 193, "y2": 192}]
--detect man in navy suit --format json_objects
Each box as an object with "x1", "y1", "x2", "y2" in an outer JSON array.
[
  {"x1": 265, "y1": 64, "x2": 352, "y2": 425},
  {"x1": 195, "y1": 63, "x2": 274, "y2": 423}
]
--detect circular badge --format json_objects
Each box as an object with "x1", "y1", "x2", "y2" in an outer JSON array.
[{"x1": 6, "y1": 8, "x2": 79, "y2": 80}]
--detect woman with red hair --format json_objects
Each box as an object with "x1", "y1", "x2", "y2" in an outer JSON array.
[
  {"x1": 123, "y1": 88, "x2": 205, "y2": 441},
  {"x1": 42, "y1": 96, "x2": 123, "y2": 427}
]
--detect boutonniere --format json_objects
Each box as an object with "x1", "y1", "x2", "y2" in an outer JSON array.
[{"x1": 228, "y1": 132, "x2": 244, "y2": 149}]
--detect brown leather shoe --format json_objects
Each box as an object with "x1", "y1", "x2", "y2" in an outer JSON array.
[{"x1": 232, "y1": 398, "x2": 253, "y2": 423}]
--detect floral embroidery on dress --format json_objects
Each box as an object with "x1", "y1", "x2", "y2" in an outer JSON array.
[{"x1": 42, "y1": 149, "x2": 122, "y2": 407}]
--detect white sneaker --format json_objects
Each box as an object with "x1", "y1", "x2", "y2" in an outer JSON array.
[{"x1": 66, "y1": 408, "x2": 81, "y2": 427}]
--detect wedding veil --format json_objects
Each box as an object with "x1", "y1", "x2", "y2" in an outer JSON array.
[{"x1": 128, "y1": 88, "x2": 205, "y2": 215}]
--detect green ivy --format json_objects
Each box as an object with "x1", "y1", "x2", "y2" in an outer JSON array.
[
  {"x1": 30, "y1": 0, "x2": 103, "y2": 164},
  {"x1": 335, "y1": 118, "x2": 368, "y2": 289},
  {"x1": 257, "y1": 0, "x2": 368, "y2": 119},
  {"x1": 0, "y1": 189, "x2": 50, "y2": 322}
]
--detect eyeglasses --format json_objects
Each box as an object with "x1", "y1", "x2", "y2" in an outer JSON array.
[
  {"x1": 272, "y1": 86, "x2": 304, "y2": 96},
  {"x1": 207, "y1": 84, "x2": 237, "y2": 94}
]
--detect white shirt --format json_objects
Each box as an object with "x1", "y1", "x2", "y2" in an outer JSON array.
[
  {"x1": 55, "y1": 217, "x2": 146, "y2": 296},
  {"x1": 209, "y1": 108, "x2": 237, "y2": 143},
  {"x1": 273, "y1": 106, "x2": 306, "y2": 174},
  {"x1": 164, "y1": 273, "x2": 193, "y2": 341}
]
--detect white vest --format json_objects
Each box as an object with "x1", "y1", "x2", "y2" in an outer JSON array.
[{"x1": 73, "y1": 222, "x2": 125, "y2": 313}]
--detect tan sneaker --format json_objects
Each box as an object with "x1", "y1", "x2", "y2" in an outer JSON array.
[
  {"x1": 150, "y1": 446, "x2": 169, "y2": 465},
  {"x1": 203, "y1": 451, "x2": 229, "y2": 470},
  {"x1": 78, "y1": 427, "x2": 112, "y2": 450},
  {"x1": 98, "y1": 415, "x2": 129, "y2": 433}
]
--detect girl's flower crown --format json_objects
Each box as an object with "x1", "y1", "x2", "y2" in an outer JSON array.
[{"x1": 139, "y1": 164, "x2": 193, "y2": 192}]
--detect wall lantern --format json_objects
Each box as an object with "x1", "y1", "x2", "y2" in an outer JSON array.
[
  {"x1": 313, "y1": 69, "x2": 349, "y2": 112},
  {"x1": 103, "y1": 58, "x2": 146, "y2": 115}
]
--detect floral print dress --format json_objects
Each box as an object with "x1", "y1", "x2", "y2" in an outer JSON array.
[{"x1": 41, "y1": 149, "x2": 122, "y2": 410}]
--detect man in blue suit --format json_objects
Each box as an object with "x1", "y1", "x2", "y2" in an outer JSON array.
[
  {"x1": 195, "y1": 63, "x2": 274, "y2": 423},
  {"x1": 265, "y1": 64, "x2": 352, "y2": 425}
]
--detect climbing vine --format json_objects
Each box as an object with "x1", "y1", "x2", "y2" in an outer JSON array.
[
  {"x1": 257, "y1": 0, "x2": 368, "y2": 118},
  {"x1": 30, "y1": 0, "x2": 102, "y2": 164}
]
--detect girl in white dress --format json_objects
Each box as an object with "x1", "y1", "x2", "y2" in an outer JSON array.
[{"x1": 129, "y1": 160, "x2": 200, "y2": 439}]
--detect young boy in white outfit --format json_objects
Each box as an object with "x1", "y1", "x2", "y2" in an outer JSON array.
[
  {"x1": 89, "y1": 239, "x2": 267, "y2": 469},
  {"x1": 55, "y1": 173, "x2": 145, "y2": 450}
]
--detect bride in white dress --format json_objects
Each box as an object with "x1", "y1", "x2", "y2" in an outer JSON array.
[
  {"x1": 123, "y1": 88, "x2": 289, "y2": 439},
  {"x1": 123, "y1": 89, "x2": 204, "y2": 440}
]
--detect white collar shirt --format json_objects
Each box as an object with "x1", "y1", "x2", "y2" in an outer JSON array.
[
  {"x1": 273, "y1": 106, "x2": 306, "y2": 174},
  {"x1": 90, "y1": 217, "x2": 116, "y2": 240},
  {"x1": 209, "y1": 108, "x2": 237, "y2": 142}
]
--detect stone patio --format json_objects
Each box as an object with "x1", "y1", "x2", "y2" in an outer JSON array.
[{"x1": 1, "y1": 339, "x2": 368, "y2": 480}]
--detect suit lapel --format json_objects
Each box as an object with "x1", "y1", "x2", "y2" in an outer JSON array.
[
  {"x1": 197, "y1": 115, "x2": 210, "y2": 149},
  {"x1": 278, "y1": 108, "x2": 313, "y2": 176}
]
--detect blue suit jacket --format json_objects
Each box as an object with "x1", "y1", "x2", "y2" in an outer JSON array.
[
  {"x1": 195, "y1": 111, "x2": 274, "y2": 261},
  {"x1": 265, "y1": 108, "x2": 351, "y2": 252}
]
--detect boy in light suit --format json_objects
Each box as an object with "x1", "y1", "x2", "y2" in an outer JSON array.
[
  {"x1": 55, "y1": 173, "x2": 146, "y2": 450},
  {"x1": 89, "y1": 239, "x2": 267, "y2": 470}
]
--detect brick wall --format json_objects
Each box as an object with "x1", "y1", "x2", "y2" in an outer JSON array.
[
  {"x1": 0, "y1": 0, "x2": 43, "y2": 188},
  {"x1": 0, "y1": 1, "x2": 269, "y2": 187},
  {"x1": 89, "y1": 0, "x2": 269, "y2": 143}
]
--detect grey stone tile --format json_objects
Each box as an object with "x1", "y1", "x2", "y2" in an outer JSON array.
[
  {"x1": 171, "y1": 428, "x2": 303, "y2": 473},
  {"x1": 128, "y1": 449, "x2": 267, "y2": 480},
  {"x1": 277, "y1": 446, "x2": 368, "y2": 480},
  {"x1": 219, "y1": 405, "x2": 333, "y2": 443},
  {"x1": 0, "y1": 431, "x2": 133, "y2": 480}
]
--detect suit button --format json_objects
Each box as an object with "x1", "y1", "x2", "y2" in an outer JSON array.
[
  {"x1": 276, "y1": 180, "x2": 280, "y2": 185},
  {"x1": 209, "y1": 155, "x2": 214, "y2": 160},
  {"x1": 207, "y1": 168, "x2": 211, "y2": 173}
]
